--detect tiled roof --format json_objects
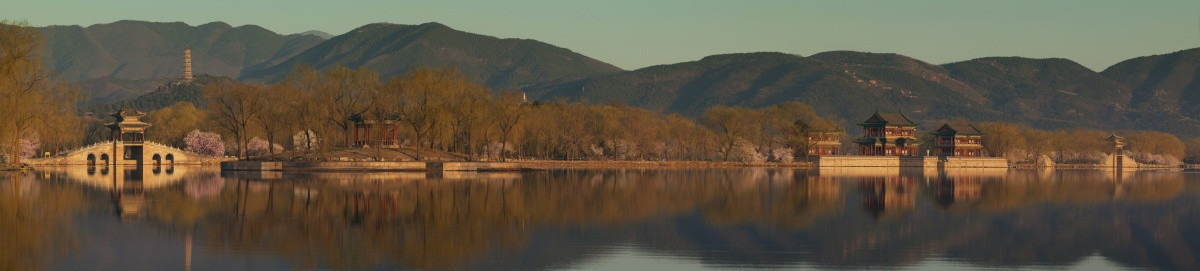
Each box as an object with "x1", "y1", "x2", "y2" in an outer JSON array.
[
  {"x1": 802, "y1": 118, "x2": 842, "y2": 132},
  {"x1": 861, "y1": 112, "x2": 917, "y2": 126},
  {"x1": 939, "y1": 122, "x2": 984, "y2": 135},
  {"x1": 111, "y1": 108, "x2": 146, "y2": 118},
  {"x1": 877, "y1": 113, "x2": 915, "y2": 126}
]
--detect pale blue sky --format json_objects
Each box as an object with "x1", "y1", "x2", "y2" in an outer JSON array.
[{"x1": 4, "y1": 0, "x2": 1199, "y2": 71}]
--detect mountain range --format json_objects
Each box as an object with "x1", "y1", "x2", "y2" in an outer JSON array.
[
  {"x1": 34, "y1": 20, "x2": 1200, "y2": 137},
  {"x1": 38, "y1": 20, "x2": 324, "y2": 81}
]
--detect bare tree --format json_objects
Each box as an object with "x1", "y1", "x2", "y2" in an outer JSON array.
[
  {"x1": 0, "y1": 22, "x2": 79, "y2": 165},
  {"x1": 489, "y1": 90, "x2": 525, "y2": 161},
  {"x1": 285, "y1": 66, "x2": 327, "y2": 152},
  {"x1": 205, "y1": 82, "x2": 264, "y2": 158},
  {"x1": 386, "y1": 68, "x2": 477, "y2": 159},
  {"x1": 255, "y1": 86, "x2": 291, "y2": 155},
  {"x1": 317, "y1": 66, "x2": 378, "y2": 148}
]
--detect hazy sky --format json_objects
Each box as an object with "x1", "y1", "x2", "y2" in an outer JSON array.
[{"x1": 5, "y1": 0, "x2": 1199, "y2": 71}]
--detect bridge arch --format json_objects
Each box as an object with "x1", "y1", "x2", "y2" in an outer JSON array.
[
  {"x1": 165, "y1": 154, "x2": 175, "y2": 165},
  {"x1": 151, "y1": 154, "x2": 162, "y2": 167},
  {"x1": 99, "y1": 154, "x2": 109, "y2": 166},
  {"x1": 87, "y1": 154, "x2": 96, "y2": 166}
]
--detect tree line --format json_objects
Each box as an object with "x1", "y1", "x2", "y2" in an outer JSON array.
[
  {"x1": 976, "y1": 122, "x2": 1192, "y2": 165},
  {"x1": 4, "y1": 22, "x2": 1200, "y2": 166},
  {"x1": 0, "y1": 22, "x2": 81, "y2": 166},
  {"x1": 186, "y1": 63, "x2": 1195, "y2": 165},
  {"x1": 183, "y1": 65, "x2": 835, "y2": 162}
]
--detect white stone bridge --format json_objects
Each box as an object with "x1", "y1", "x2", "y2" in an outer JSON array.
[
  {"x1": 28, "y1": 109, "x2": 232, "y2": 166},
  {"x1": 28, "y1": 141, "x2": 228, "y2": 166}
]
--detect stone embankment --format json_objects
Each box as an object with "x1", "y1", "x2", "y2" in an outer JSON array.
[
  {"x1": 810, "y1": 156, "x2": 1009, "y2": 168},
  {"x1": 220, "y1": 161, "x2": 523, "y2": 172},
  {"x1": 515, "y1": 160, "x2": 812, "y2": 169}
]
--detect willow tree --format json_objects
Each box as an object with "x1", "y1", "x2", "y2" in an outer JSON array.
[
  {"x1": 763, "y1": 102, "x2": 823, "y2": 156},
  {"x1": 976, "y1": 122, "x2": 1030, "y2": 159},
  {"x1": 1123, "y1": 130, "x2": 1185, "y2": 159},
  {"x1": 487, "y1": 90, "x2": 524, "y2": 161},
  {"x1": 279, "y1": 67, "x2": 325, "y2": 151},
  {"x1": 0, "y1": 22, "x2": 78, "y2": 165},
  {"x1": 385, "y1": 68, "x2": 479, "y2": 157},
  {"x1": 205, "y1": 82, "x2": 264, "y2": 158},
  {"x1": 700, "y1": 106, "x2": 763, "y2": 161},
  {"x1": 144, "y1": 101, "x2": 208, "y2": 147},
  {"x1": 1186, "y1": 138, "x2": 1200, "y2": 164},
  {"x1": 314, "y1": 66, "x2": 378, "y2": 148}
]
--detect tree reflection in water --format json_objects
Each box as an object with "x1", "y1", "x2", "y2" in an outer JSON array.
[
  {"x1": 6, "y1": 167, "x2": 1200, "y2": 270},
  {"x1": 0, "y1": 171, "x2": 85, "y2": 271}
]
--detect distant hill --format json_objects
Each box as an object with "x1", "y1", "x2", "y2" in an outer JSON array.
[
  {"x1": 942, "y1": 57, "x2": 1134, "y2": 129},
  {"x1": 43, "y1": 21, "x2": 623, "y2": 101},
  {"x1": 87, "y1": 75, "x2": 234, "y2": 115},
  {"x1": 527, "y1": 52, "x2": 1019, "y2": 126},
  {"x1": 34, "y1": 20, "x2": 1200, "y2": 137},
  {"x1": 73, "y1": 77, "x2": 172, "y2": 105},
  {"x1": 238, "y1": 22, "x2": 624, "y2": 88},
  {"x1": 38, "y1": 20, "x2": 325, "y2": 81},
  {"x1": 526, "y1": 51, "x2": 1200, "y2": 135},
  {"x1": 297, "y1": 30, "x2": 334, "y2": 39}
]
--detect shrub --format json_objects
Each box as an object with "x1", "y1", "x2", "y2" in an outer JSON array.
[
  {"x1": 19, "y1": 133, "x2": 39, "y2": 159},
  {"x1": 728, "y1": 139, "x2": 765, "y2": 163},
  {"x1": 185, "y1": 130, "x2": 226, "y2": 157},
  {"x1": 1127, "y1": 151, "x2": 1182, "y2": 165},
  {"x1": 247, "y1": 137, "x2": 283, "y2": 157},
  {"x1": 293, "y1": 130, "x2": 318, "y2": 151},
  {"x1": 769, "y1": 147, "x2": 795, "y2": 163}
]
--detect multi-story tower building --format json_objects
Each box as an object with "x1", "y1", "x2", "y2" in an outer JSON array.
[
  {"x1": 930, "y1": 122, "x2": 984, "y2": 157},
  {"x1": 183, "y1": 47, "x2": 193, "y2": 82},
  {"x1": 797, "y1": 119, "x2": 842, "y2": 156},
  {"x1": 853, "y1": 112, "x2": 919, "y2": 156}
]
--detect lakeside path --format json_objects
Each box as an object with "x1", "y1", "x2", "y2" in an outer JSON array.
[{"x1": 516, "y1": 160, "x2": 814, "y2": 169}]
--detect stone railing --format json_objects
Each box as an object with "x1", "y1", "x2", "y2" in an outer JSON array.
[
  {"x1": 145, "y1": 141, "x2": 190, "y2": 154},
  {"x1": 56, "y1": 141, "x2": 116, "y2": 156}
]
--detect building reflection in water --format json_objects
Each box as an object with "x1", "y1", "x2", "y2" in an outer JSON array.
[
  {"x1": 859, "y1": 176, "x2": 918, "y2": 220},
  {"x1": 11, "y1": 167, "x2": 1200, "y2": 270}
]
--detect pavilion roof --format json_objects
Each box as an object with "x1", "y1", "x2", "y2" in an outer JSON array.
[
  {"x1": 859, "y1": 112, "x2": 917, "y2": 127},
  {"x1": 935, "y1": 122, "x2": 984, "y2": 135},
  {"x1": 105, "y1": 121, "x2": 151, "y2": 130},
  {"x1": 110, "y1": 108, "x2": 147, "y2": 119},
  {"x1": 798, "y1": 118, "x2": 842, "y2": 132},
  {"x1": 348, "y1": 113, "x2": 400, "y2": 124}
]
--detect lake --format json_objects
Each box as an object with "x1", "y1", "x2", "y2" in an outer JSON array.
[{"x1": 2, "y1": 166, "x2": 1198, "y2": 270}]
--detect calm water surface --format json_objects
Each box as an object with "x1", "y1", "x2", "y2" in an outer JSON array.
[{"x1": 2, "y1": 166, "x2": 1198, "y2": 270}]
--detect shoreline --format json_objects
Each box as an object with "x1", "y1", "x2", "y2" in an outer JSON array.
[{"x1": 516, "y1": 160, "x2": 813, "y2": 169}]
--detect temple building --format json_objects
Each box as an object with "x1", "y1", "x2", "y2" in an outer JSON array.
[
  {"x1": 853, "y1": 112, "x2": 919, "y2": 156},
  {"x1": 349, "y1": 114, "x2": 400, "y2": 148},
  {"x1": 797, "y1": 119, "x2": 842, "y2": 156},
  {"x1": 931, "y1": 122, "x2": 984, "y2": 157}
]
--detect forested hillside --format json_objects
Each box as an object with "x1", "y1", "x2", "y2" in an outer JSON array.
[
  {"x1": 38, "y1": 20, "x2": 324, "y2": 81},
  {"x1": 238, "y1": 22, "x2": 623, "y2": 89},
  {"x1": 33, "y1": 20, "x2": 1200, "y2": 137},
  {"x1": 526, "y1": 50, "x2": 1200, "y2": 136}
]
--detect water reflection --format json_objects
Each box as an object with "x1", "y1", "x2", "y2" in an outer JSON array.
[{"x1": 3, "y1": 167, "x2": 1200, "y2": 270}]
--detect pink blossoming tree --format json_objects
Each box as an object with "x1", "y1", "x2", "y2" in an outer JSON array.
[
  {"x1": 246, "y1": 137, "x2": 283, "y2": 157},
  {"x1": 185, "y1": 130, "x2": 226, "y2": 157},
  {"x1": 19, "y1": 133, "x2": 39, "y2": 159}
]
